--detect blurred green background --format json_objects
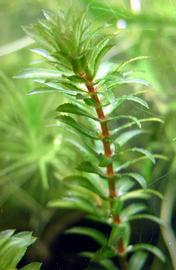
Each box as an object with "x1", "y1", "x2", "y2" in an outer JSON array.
[{"x1": 0, "y1": 0, "x2": 176, "y2": 269}]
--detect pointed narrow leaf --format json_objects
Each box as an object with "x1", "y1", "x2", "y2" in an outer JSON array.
[
  {"x1": 98, "y1": 154, "x2": 113, "y2": 167},
  {"x1": 15, "y1": 68, "x2": 62, "y2": 79},
  {"x1": 111, "y1": 198, "x2": 123, "y2": 216},
  {"x1": 109, "y1": 95, "x2": 149, "y2": 115},
  {"x1": 99, "y1": 259, "x2": 118, "y2": 270},
  {"x1": 116, "y1": 155, "x2": 166, "y2": 172},
  {"x1": 128, "y1": 251, "x2": 147, "y2": 270},
  {"x1": 88, "y1": 37, "x2": 112, "y2": 77},
  {"x1": 117, "y1": 56, "x2": 149, "y2": 72},
  {"x1": 144, "y1": 189, "x2": 163, "y2": 199},
  {"x1": 114, "y1": 78, "x2": 150, "y2": 87},
  {"x1": 31, "y1": 48, "x2": 56, "y2": 62},
  {"x1": 128, "y1": 214, "x2": 165, "y2": 226},
  {"x1": 119, "y1": 173, "x2": 147, "y2": 189},
  {"x1": 115, "y1": 130, "x2": 144, "y2": 146},
  {"x1": 121, "y1": 190, "x2": 150, "y2": 201},
  {"x1": 109, "y1": 223, "x2": 130, "y2": 247},
  {"x1": 66, "y1": 227, "x2": 106, "y2": 245},
  {"x1": 132, "y1": 147, "x2": 155, "y2": 164},
  {"x1": 56, "y1": 103, "x2": 97, "y2": 120},
  {"x1": 107, "y1": 115, "x2": 141, "y2": 129},
  {"x1": 56, "y1": 115, "x2": 98, "y2": 139},
  {"x1": 128, "y1": 244, "x2": 165, "y2": 262},
  {"x1": 77, "y1": 161, "x2": 101, "y2": 174},
  {"x1": 121, "y1": 204, "x2": 146, "y2": 219},
  {"x1": 48, "y1": 197, "x2": 95, "y2": 214},
  {"x1": 111, "y1": 117, "x2": 163, "y2": 135},
  {"x1": 121, "y1": 189, "x2": 163, "y2": 201},
  {"x1": 64, "y1": 175, "x2": 108, "y2": 199}
]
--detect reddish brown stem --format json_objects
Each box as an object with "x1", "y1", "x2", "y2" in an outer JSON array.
[
  {"x1": 86, "y1": 83, "x2": 117, "y2": 198},
  {"x1": 85, "y1": 80, "x2": 128, "y2": 270}
]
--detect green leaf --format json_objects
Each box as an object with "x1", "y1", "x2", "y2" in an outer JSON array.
[
  {"x1": 77, "y1": 161, "x2": 103, "y2": 177},
  {"x1": 111, "y1": 117, "x2": 163, "y2": 135},
  {"x1": 116, "y1": 179, "x2": 135, "y2": 195},
  {"x1": 116, "y1": 155, "x2": 166, "y2": 172},
  {"x1": 115, "y1": 129, "x2": 144, "y2": 146},
  {"x1": 121, "y1": 204, "x2": 146, "y2": 219},
  {"x1": 36, "y1": 79, "x2": 86, "y2": 94},
  {"x1": 42, "y1": 9, "x2": 56, "y2": 23},
  {"x1": 88, "y1": 36, "x2": 113, "y2": 77},
  {"x1": 48, "y1": 197, "x2": 95, "y2": 214},
  {"x1": 0, "y1": 230, "x2": 37, "y2": 270},
  {"x1": 31, "y1": 48, "x2": 56, "y2": 62},
  {"x1": 99, "y1": 259, "x2": 118, "y2": 270},
  {"x1": 105, "y1": 78, "x2": 150, "y2": 91},
  {"x1": 64, "y1": 175, "x2": 108, "y2": 199},
  {"x1": 120, "y1": 78, "x2": 150, "y2": 87},
  {"x1": 140, "y1": 117, "x2": 164, "y2": 124},
  {"x1": 28, "y1": 81, "x2": 86, "y2": 96},
  {"x1": 119, "y1": 173, "x2": 147, "y2": 189},
  {"x1": 74, "y1": 12, "x2": 88, "y2": 45},
  {"x1": 117, "y1": 56, "x2": 149, "y2": 72},
  {"x1": 108, "y1": 95, "x2": 149, "y2": 115},
  {"x1": 128, "y1": 244, "x2": 165, "y2": 262},
  {"x1": 127, "y1": 214, "x2": 165, "y2": 226},
  {"x1": 56, "y1": 115, "x2": 98, "y2": 139},
  {"x1": 121, "y1": 189, "x2": 163, "y2": 201},
  {"x1": 67, "y1": 74, "x2": 86, "y2": 83},
  {"x1": 128, "y1": 251, "x2": 147, "y2": 270},
  {"x1": 121, "y1": 190, "x2": 150, "y2": 201},
  {"x1": 79, "y1": 251, "x2": 94, "y2": 259},
  {"x1": 111, "y1": 198, "x2": 123, "y2": 216},
  {"x1": 89, "y1": 245, "x2": 116, "y2": 260},
  {"x1": 20, "y1": 263, "x2": 42, "y2": 270},
  {"x1": 98, "y1": 154, "x2": 113, "y2": 167},
  {"x1": 15, "y1": 68, "x2": 62, "y2": 79},
  {"x1": 66, "y1": 227, "x2": 106, "y2": 245},
  {"x1": 109, "y1": 223, "x2": 130, "y2": 247},
  {"x1": 39, "y1": 160, "x2": 48, "y2": 189},
  {"x1": 28, "y1": 87, "x2": 60, "y2": 95},
  {"x1": 107, "y1": 115, "x2": 141, "y2": 129},
  {"x1": 56, "y1": 103, "x2": 97, "y2": 120},
  {"x1": 132, "y1": 147, "x2": 155, "y2": 164},
  {"x1": 144, "y1": 189, "x2": 163, "y2": 199}
]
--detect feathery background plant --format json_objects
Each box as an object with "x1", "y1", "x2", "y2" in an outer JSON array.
[{"x1": 16, "y1": 9, "x2": 166, "y2": 270}]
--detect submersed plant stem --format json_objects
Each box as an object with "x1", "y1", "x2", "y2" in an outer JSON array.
[{"x1": 84, "y1": 77, "x2": 128, "y2": 270}]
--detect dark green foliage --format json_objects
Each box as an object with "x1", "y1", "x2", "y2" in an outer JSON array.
[{"x1": 19, "y1": 8, "x2": 165, "y2": 270}]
